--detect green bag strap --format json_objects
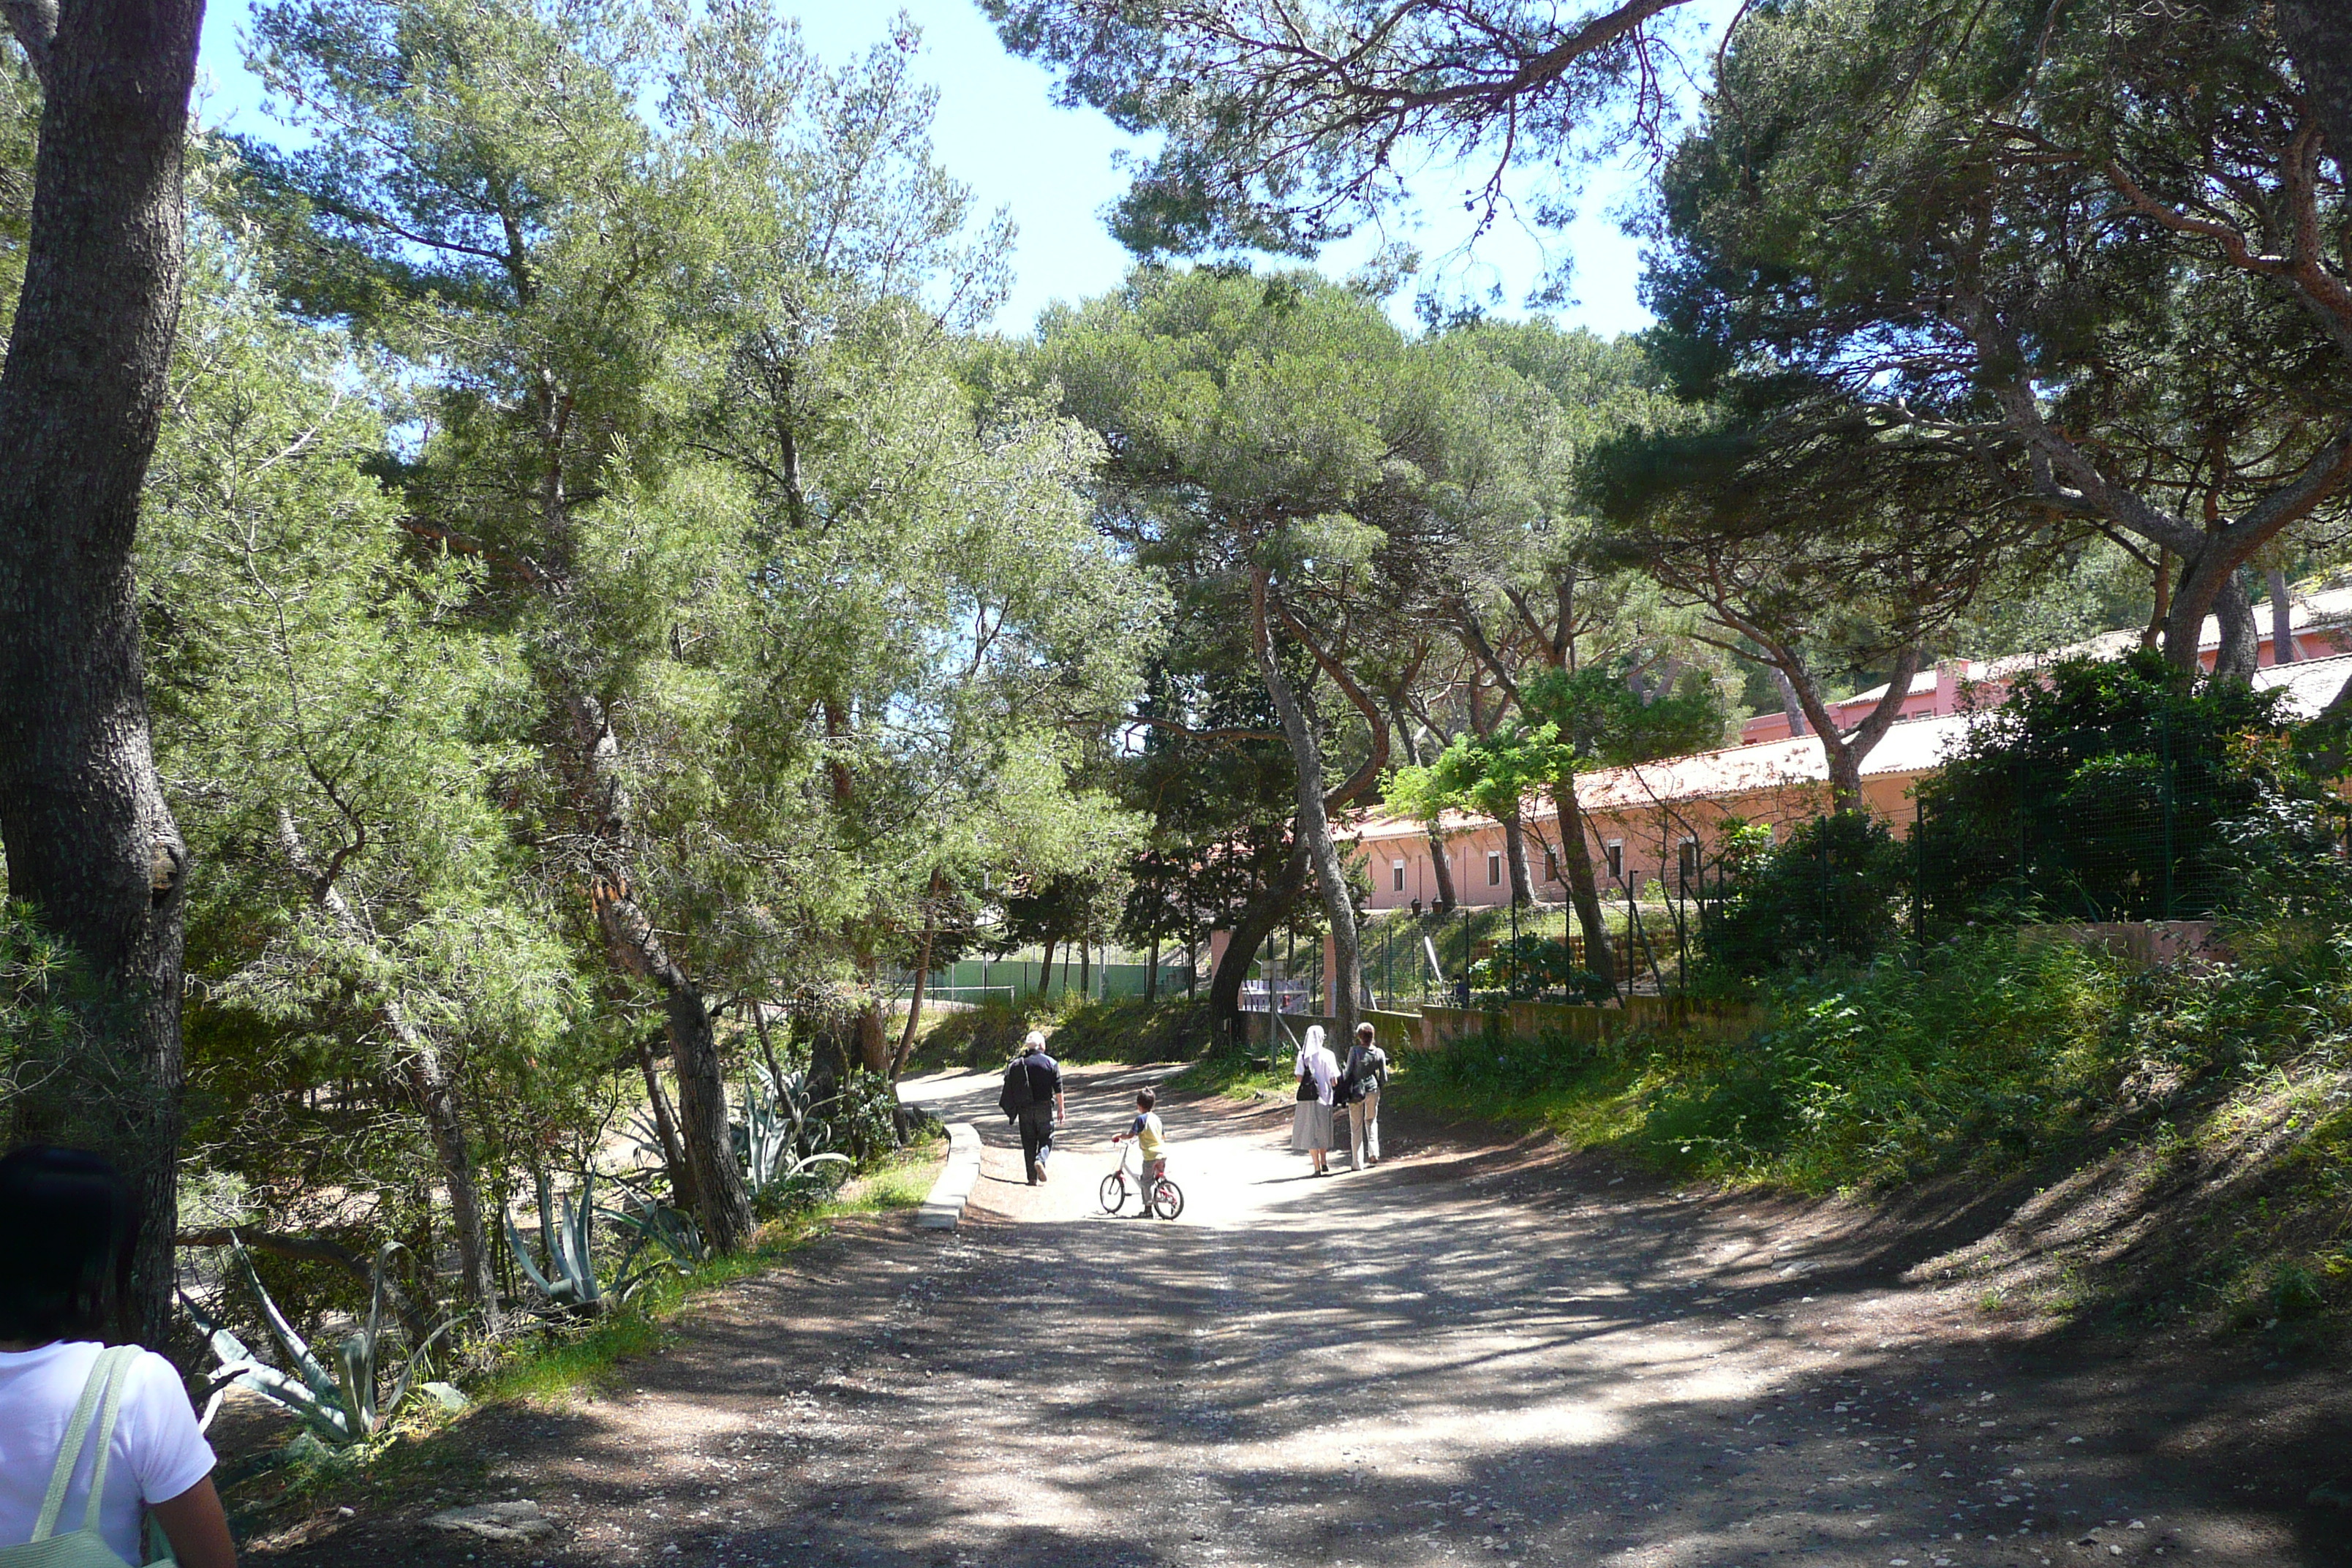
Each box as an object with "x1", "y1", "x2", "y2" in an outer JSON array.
[
  {"x1": 80, "y1": 1347, "x2": 137, "y2": 1537},
  {"x1": 30, "y1": 1346, "x2": 132, "y2": 1542}
]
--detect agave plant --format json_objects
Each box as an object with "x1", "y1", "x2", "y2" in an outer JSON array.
[
  {"x1": 742, "y1": 1063, "x2": 851, "y2": 1198},
  {"x1": 183, "y1": 1237, "x2": 460, "y2": 1446},
  {"x1": 601, "y1": 1181, "x2": 710, "y2": 1277},
  {"x1": 505, "y1": 1171, "x2": 603, "y2": 1315}
]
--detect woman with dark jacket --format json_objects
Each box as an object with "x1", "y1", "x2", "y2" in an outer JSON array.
[{"x1": 1341, "y1": 1022, "x2": 1390, "y2": 1171}]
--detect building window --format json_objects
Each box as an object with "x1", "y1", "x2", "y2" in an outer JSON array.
[
  {"x1": 1678, "y1": 838, "x2": 1700, "y2": 883},
  {"x1": 1487, "y1": 851, "x2": 1502, "y2": 886},
  {"x1": 1605, "y1": 840, "x2": 1624, "y2": 881},
  {"x1": 1391, "y1": 860, "x2": 1406, "y2": 892},
  {"x1": 1544, "y1": 848, "x2": 1558, "y2": 881}
]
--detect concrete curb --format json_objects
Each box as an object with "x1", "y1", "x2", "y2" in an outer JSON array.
[{"x1": 916, "y1": 1123, "x2": 982, "y2": 1229}]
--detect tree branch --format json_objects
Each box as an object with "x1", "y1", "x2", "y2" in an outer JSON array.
[{"x1": 1, "y1": 0, "x2": 55, "y2": 91}]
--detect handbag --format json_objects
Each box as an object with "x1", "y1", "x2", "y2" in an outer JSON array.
[
  {"x1": 1295, "y1": 1066, "x2": 1317, "y2": 1102},
  {"x1": 0, "y1": 1344, "x2": 177, "y2": 1567}
]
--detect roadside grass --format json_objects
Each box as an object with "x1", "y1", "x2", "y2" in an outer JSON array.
[
  {"x1": 1393, "y1": 926, "x2": 2352, "y2": 1338},
  {"x1": 226, "y1": 1139, "x2": 946, "y2": 1523},
  {"x1": 1169, "y1": 1049, "x2": 1292, "y2": 1099},
  {"x1": 477, "y1": 1138, "x2": 944, "y2": 1406}
]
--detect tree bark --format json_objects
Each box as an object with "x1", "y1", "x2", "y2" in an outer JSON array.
[
  {"x1": 402, "y1": 1043, "x2": 500, "y2": 1326},
  {"x1": 1145, "y1": 936, "x2": 1160, "y2": 1001},
  {"x1": 1550, "y1": 783, "x2": 1617, "y2": 999},
  {"x1": 2279, "y1": 0, "x2": 2352, "y2": 186},
  {"x1": 854, "y1": 998, "x2": 891, "y2": 1074},
  {"x1": 1250, "y1": 569, "x2": 1362, "y2": 1041},
  {"x1": 1503, "y1": 810, "x2": 1534, "y2": 904},
  {"x1": 2164, "y1": 562, "x2": 2258, "y2": 681},
  {"x1": 1207, "y1": 845, "x2": 1309, "y2": 1038},
  {"x1": 2141, "y1": 549, "x2": 2174, "y2": 650},
  {"x1": 1077, "y1": 938, "x2": 1091, "y2": 1001},
  {"x1": 595, "y1": 875, "x2": 752, "y2": 1251},
  {"x1": 2268, "y1": 568, "x2": 2298, "y2": 665},
  {"x1": 1772, "y1": 668, "x2": 1808, "y2": 735},
  {"x1": 565, "y1": 694, "x2": 749, "y2": 1249},
  {"x1": 632, "y1": 1030, "x2": 696, "y2": 1213},
  {"x1": 1775, "y1": 647, "x2": 1923, "y2": 814},
  {"x1": 0, "y1": 0, "x2": 206, "y2": 1352},
  {"x1": 1037, "y1": 935, "x2": 1055, "y2": 998},
  {"x1": 892, "y1": 875, "x2": 942, "y2": 1078}
]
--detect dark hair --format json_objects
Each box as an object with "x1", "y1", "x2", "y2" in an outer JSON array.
[
  {"x1": 0, "y1": 1146, "x2": 133, "y2": 1343},
  {"x1": 1355, "y1": 1022, "x2": 1376, "y2": 1041},
  {"x1": 1135, "y1": 1088, "x2": 1156, "y2": 1111}
]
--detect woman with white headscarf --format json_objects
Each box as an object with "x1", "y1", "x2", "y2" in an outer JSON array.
[{"x1": 1289, "y1": 1025, "x2": 1341, "y2": 1175}]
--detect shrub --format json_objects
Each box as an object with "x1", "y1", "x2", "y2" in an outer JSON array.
[
  {"x1": 1466, "y1": 935, "x2": 1612, "y2": 1002},
  {"x1": 1700, "y1": 813, "x2": 1910, "y2": 979},
  {"x1": 1915, "y1": 649, "x2": 2329, "y2": 923}
]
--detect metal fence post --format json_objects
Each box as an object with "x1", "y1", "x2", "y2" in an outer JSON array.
[
  {"x1": 1913, "y1": 795, "x2": 1926, "y2": 946},
  {"x1": 2160, "y1": 709, "x2": 2175, "y2": 920}
]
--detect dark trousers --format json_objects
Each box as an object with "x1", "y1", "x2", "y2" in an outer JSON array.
[{"x1": 1017, "y1": 1104, "x2": 1056, "y2": 1177}]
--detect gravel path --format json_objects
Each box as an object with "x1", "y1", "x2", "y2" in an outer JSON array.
[{"x1": 257, "y1": 1065, "x2": 2350, "y2": 1567}]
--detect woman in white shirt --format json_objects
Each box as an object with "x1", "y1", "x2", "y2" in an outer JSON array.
[
  {"x1": 0, "y1": 1146, "x2": 238, "y2": 1568},
  {"x1": 1289, "y1": 1025, "x2": 1341, "y2": 1175}
]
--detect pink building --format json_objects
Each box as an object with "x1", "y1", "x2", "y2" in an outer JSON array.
[
  {"x1": 1345, "y1": 649, "x2": 2352, "y2": 913},
  {"x1": 1738, "y1": 587, "x2": 2352, "y2": 745}
]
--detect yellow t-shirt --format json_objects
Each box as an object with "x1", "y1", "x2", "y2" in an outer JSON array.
[{"x1": 1130, "y1": 1111, "x2": 1166, "y2": 1160}]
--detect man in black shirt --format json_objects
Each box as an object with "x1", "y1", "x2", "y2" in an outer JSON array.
[{"x1": 1003, "y1": 1031, "x2": 1064, "y2": 1184}]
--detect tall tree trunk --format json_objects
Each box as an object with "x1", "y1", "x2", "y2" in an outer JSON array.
[
  {"x1": 2268, "y1": 568, "x2": 2298, "y2": 665},
  {"x1": 2164, "y1": 552, "x2": 2259, "y2": 681},
  {"x1": 893, "y1": 875, "x2": 941, "y2": 1078},
  {"x1": 568, "y1": 695, "x2": 749, "y2": 1250},
  {"x1": 1550, "y1": 783, "x2": 1618, "y2": 1000},
  {"x1": 633, "y1": 1030, "x2": 696, "y2": 1213},
  {"x1": 1779, "y1": 647, "x2": 1924, "y2": 815},
  {"x1": 1145, "y1": 935, "x2": 1159, "y2": 1001},
  {"x1": 1250, "y1": 570, "x2": 1362, "y2": 1041},
  {"x1": 1207, "y1": 846, "x2": 1308, "y2": 1038},
  {"x1": 1037, "y1": 936, "x2": 1055, "y2": 998},
  {"x1": 1503, "y1": 810, "x2": 1534, "y2": 905},
  {"x1": 854, "y1": 998, "x2": 891, "y2": 1074},
  {"x1": 1077, "y1": 937, "x2": 1091, "y2": 1001},
  {"x1": 2279, "y1": 1, "x2": 2352, "y2": 186},
  {"x1": 2141, "y1": 549, "x2": 2174, "y2": 650},
  {"x1": 0, "y1": 0, "x2": 205, "y2": 1353},
  {"x1": 1772, "y1": 668, "x2": 1808, "y2": 735},
  {"x1": 593, "y1": 878, "x2": 751, "y2": 1251},
  {"x1": 402, "y1": 1042, "x2": 500, "y2": 1327}
]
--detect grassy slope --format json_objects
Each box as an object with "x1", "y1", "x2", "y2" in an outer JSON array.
[{"x1": 1398, "y1": 929, "x2": 2352, "y2": 1344}]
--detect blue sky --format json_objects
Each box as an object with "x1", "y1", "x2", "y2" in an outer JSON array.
[{"x1": 195, "y1": 0, "x2": 1736, "y2": 339}]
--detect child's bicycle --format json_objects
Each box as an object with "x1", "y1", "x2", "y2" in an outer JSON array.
[{"x1": 1100, "y1": 1139, "x2": 1185, "y2": 1220}]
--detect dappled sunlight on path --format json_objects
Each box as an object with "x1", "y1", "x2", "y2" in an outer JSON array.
[{"x1": 257, "y1": 1064, "x2": 2343, "y2": 1568}]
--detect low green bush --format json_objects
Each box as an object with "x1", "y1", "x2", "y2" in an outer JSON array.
[{"x1": 1700, "y1": 813, "x2": 1910, "y2": 979}]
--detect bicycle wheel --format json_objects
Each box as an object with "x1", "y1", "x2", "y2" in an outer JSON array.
[
  {"x1": 1098, "y1": 1171, "x2": 1127, "y2": 1214},
  {"x1": 1150, "y1": 1177, "x2": 1185, "y2": 1221}
]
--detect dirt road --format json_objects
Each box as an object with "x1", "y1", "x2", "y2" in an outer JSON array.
[{"x1": 260, "y1": 1066, "x2": 2351, "y2": 1567}]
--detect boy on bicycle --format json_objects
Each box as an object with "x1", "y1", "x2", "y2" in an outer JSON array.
[{"x1": 1111, "y1": 1087, "x2": 1167, "y2": 1205}]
